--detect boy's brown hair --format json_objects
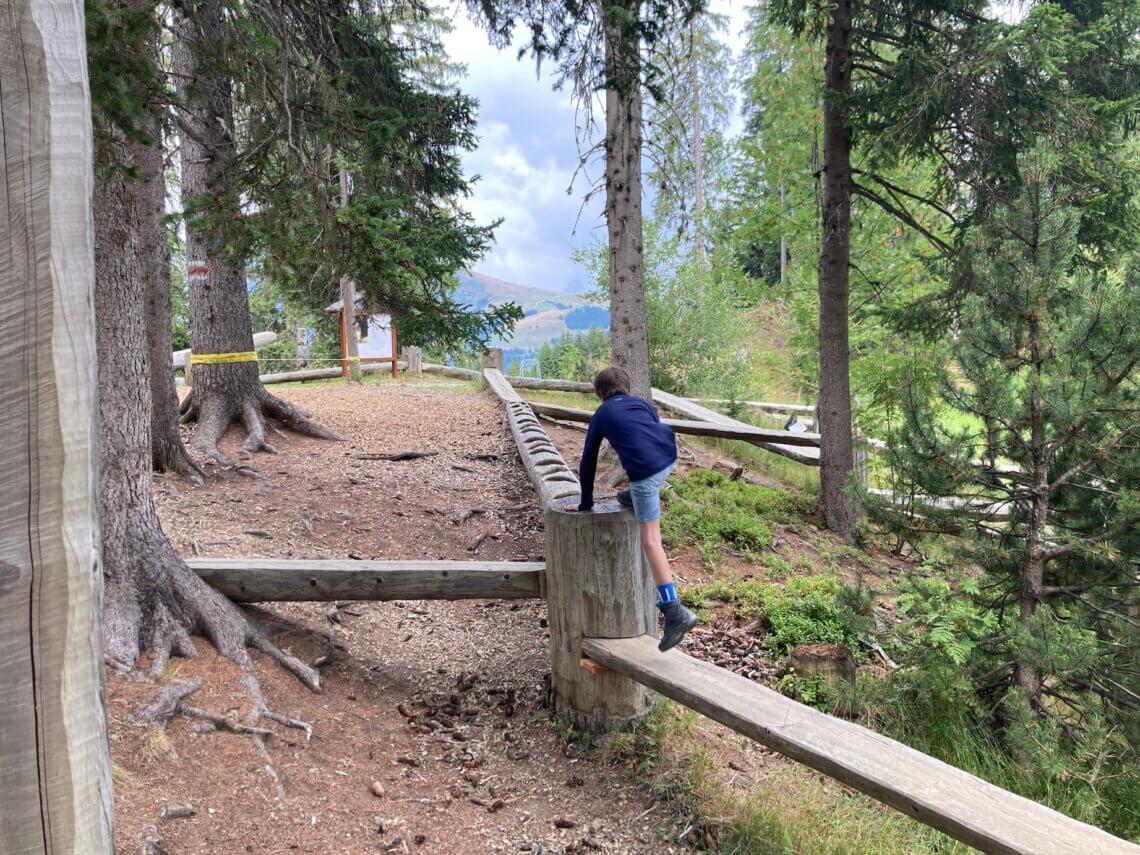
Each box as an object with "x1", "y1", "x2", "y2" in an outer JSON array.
[{"x1": 593, "y1": 366, "x2": 631, "y2": 400}]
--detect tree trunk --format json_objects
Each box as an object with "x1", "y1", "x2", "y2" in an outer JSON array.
[
  {"x1": 339, "y1": 165, "x2": 362, "y2": 382},
  {"x1": 172, "y1": 1, "x2": 338, "y2": 463},
  {"x1": 93, "y1": 123, "x2": 322, "y2": 696},
  {"x1": 691, "y1": 19, "x2": 704, "y2": 260},
  {"x1": 0, "y1": 1, "x2": 115, "y2": 847},
  {"x1": 603, "y1": 0, "x2": 652, "y2": 400},
  {"x1": 1015, "y1": 315, "x2": 1049, "y2": 712},
  {"x1": 139, "y1": 122, "x2": 202, "y2": 481},
  {"x1": 817, "y1": 0, "x2": 857, "y2": 542}
]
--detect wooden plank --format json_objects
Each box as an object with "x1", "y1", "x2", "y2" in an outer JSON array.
[
  {"x1": 582, "y1": 636, "x2": 1137, "y2": 855},
  {"x1": 507, "y1": 376, "x2": 593, "y2": 393},
  {"x1": 422, "y1": 362, "x2": 480, "y2": 380},
  {"x1": 172, "y1": 329, "x2": 276, "y2": 367},
  {"x1": 482, "y1": 366, "x2": 523, "y2": 403},
  {"x1": 0, "y1": 2, "x2": 115, "y2": 848},
  {"x1": 649, "y1": 389, "x2": 824, "y2": 464},
  {"x1": 187, "y1": 559, "x2": 545, "y2": 602},
  {"x1": 256, "y1": 362, "x2": 401, "y2": 386},
  {"x1": 694, "y1": 397, "x2": 817, "y2": 415},
  {"x1": 526, "y1": 400, "x2": 822, "y2": 466}
]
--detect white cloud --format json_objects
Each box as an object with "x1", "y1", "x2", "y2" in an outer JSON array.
[{"x1": 442, "y1": 1, "x2": 753, "y2": 292}]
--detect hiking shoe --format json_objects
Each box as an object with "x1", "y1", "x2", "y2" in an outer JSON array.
[
  {"x1": 616, "y1": 489, "x2": 633, "y2": 508},
  {"x1": 658, "y1": 601, "x2": 699, "y2": 652}
]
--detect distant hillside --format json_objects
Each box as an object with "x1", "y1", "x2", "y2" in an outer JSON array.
[{"x1": 455, "y1": 271, "x2": 609, "y2": 365}]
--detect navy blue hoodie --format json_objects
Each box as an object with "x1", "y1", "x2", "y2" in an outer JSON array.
[{"x1": 578, "y1": 393, "x2": 677, "y2": 510}]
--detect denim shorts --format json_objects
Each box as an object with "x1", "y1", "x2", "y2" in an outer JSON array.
[{"x1": 628, "y1": 463, "x2": 674, "y2": 523}]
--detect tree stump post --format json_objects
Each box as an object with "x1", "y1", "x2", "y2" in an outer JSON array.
[
  {"x1": 544, "y1": 498, "x2": 656, "y2": 732},
  {"x1": 481, "y1": 347, "x2": 504, "y2": 372},
  {"x1": 1, "y1": 0, "x2": 115, "y2": 848},
  {"x1": 403, "y1": 346, "x2": 423, "y2": 376}
]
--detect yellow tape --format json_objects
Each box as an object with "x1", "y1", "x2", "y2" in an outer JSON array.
[
  {"x1": 345, "y1": 356, "x2": 361, "y2": 362},
  {"x1": 189, "y1": 351, "x2": 259, "y2": 365}
]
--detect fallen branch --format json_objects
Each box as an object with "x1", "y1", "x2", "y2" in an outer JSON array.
[
  {"x1": 453, "y1": 508, "x2": 485, "y2": 525},
  {"x1": 355, "y1": 450, "x2": 439, "y2": 461}
]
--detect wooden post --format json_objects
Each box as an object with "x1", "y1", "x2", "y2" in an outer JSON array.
[
  {"x1": 403, "y1": 346, "x2": 423, "y2": 376},
  {"x1": 481, "y1": 347, "x2": 504, "y2": 373},
  {"x1": 338, "y1": 164, "x2": 361, "y2": 383},
  {"x1": 544, "y1": 498, "x2": 656, "y2": 732},
  {"x1": 852, "y1": 394, "x2": 868, "y2": 493},
  {"x1": 183, "y1": 354, "x2": 193, "y2": 388},
  {"x1": 0, "y1": 0, "x2": 115, "y2": 848}
]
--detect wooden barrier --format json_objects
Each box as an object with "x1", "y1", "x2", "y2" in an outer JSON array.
[
  {"x1": 694, "y1": 397, "x2": 817, "y2": 415},
  {"x1": 257, "y1": 361, "x2": 405, "y2": 386},
  {"x1": 187, "y1": 559, "x2": 545, "y2": 602},
  {"x1": 173, "y1": 329, "x2": 276, "y2": 368},
  {"x1": 527, "y1": 400, "x2": 822, "y2": 463},
  {"x1": 651, "y1": 387, "x2": 823, "y2": 466},
  {"x1": 582, "y1": 635, "x2": 1137, "y2": 855}
]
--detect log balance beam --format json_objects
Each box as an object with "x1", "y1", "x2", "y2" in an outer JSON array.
[
  {"x1": 582, "y1": 635, "x2": 1138, "y2": 855},
  {"x1": 186, "y1": 559, "x2": 545, "y2": 602}
]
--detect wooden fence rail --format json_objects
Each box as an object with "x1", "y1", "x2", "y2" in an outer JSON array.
[
  {"x1": 527, "y1": 400, "x2": 822, "y2": 464},
  {"x1": 187, "y1": 559, "x2": 545, "y2": 602},
  {"x1": 583, "y1": 636, "x2": 1137, "y2": 855}
]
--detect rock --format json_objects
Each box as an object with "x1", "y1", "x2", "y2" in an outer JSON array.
[
  {"x1": 463, "y1": 771, "x2": 482, "y2": 785},
  {"x1": 371, "y1": 781, "x2": 386, "y2": 798},
  {"x1": 488, "y1": 799, "x2": 506, "y2": 813},
  {"x1": 397, "y1": 702, "x2": 414, "y2": 719},
  {"x1": 396, "y1": 756, "x2": 421, "y2": 768},
  {"x1": 554, "y1": 818, "x2": 578, "y2": 829},
  {"x1": 449, "y1": 785, "x2": 464, "y2": 800},
  {"x1": 413, "y1": 834, "x2": 426, "y2": 845},
  {"x1": 565, "y1": 776, "x2": 584, "y2": 788}
]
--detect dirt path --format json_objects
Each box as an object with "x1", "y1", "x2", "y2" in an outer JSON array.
[{"x1": 110, "y1": 380, "x2": 698, "y2": 854}]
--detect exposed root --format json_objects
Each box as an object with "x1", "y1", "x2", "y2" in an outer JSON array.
[
  {"x1": 154, "y1": 435, "x2": 205, "y2": 486},
  {"x1": 178, "y1": 383, "x2": 341, "y2": 471},
  {"x1": 258, "y1": 388, "x2": 342, "y2": 441},
  {"x1": 109, "y1": 542, "x2": 320, "y2": 799}
]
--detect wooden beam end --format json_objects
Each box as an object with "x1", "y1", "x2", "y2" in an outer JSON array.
[{"x1": 579, "y1": 657, "x2": 609, "y2": 676}]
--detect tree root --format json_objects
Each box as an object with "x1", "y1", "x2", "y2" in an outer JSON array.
[
  {"x1": 112, "y1": 542, "x2": 320, "y2": 799},
  {"x1": 179, "y1": 384, "x2": 342, "y2": 472}
]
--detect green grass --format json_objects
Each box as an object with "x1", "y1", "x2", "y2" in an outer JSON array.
[
  {"x1": 681, "y1": 573, "x2": 870, "y2": 650},
  {"x1": 662, "y1": 468, "x2": 814, "y2": 565},
  {"x1": 612, "y1": 702, "x2": 971, "y2": 854}
]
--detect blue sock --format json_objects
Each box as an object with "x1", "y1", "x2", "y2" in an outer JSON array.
[{"x1": 656, "y1": 582, "x2": 678, "y2": 607}]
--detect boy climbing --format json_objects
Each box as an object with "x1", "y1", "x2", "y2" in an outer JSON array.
[{"x1": 565, "y1": 366, "x2": 699, "y2": 652}]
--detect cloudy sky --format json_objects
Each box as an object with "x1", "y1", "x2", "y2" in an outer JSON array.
[{"x1": 441, "y1": 1, "x2": 751, "y2": 294}]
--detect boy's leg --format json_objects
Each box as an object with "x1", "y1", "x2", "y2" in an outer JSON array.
[
  {"x1": 637, "y1": 517, "x2": 697, "y2": 653},
  {"x1": 639, "y1": 520, "x2": 672, "y2": 587}
]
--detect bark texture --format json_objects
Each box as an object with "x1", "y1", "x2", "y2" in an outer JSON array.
[
  {"x1": 94, "y1": 124, "x2": 321, "y2": 693},
  {"x1": 817, "y1": 0, "x2": 857, "y2": 542},
  {"x1": 172, "y1": 1, "x2": 338, "y2": 463},
  {"x1": 0, "y1": 0, "x2": 115, "y2": 847},
  {"x1": 138, "y1": 124, "x2": 201, "y2": 481},
  {"x1": 603, "y1": 0, "x2": 652, "y2": 400},
  {"x1": 545, "y1": 501, "x2": 655, "y2": 732}
]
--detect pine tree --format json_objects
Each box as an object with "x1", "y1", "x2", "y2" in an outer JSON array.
[{"x1": 880, "y1": 145, "x2": 1140, "y2": 748}]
